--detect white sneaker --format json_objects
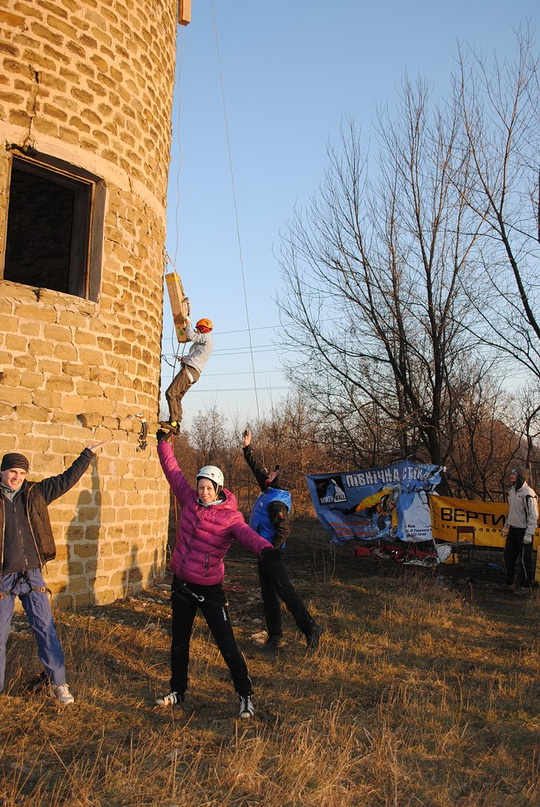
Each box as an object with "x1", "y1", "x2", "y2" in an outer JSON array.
[
  {"x1": 50, "y1": 683, "x2": 75, "y2": 705},
  {"x1": 155, "y1": 691, "x2": 183, "y2": 707},
  {"x1": 238, "y1": 694, "x2": 254, "y2": 719}
]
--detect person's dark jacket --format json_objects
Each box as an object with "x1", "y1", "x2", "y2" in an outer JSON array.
[
  {"x1": 243, "y1": 444, "x2": 291, "y2": 549},
  {"x1": 0, "y1": 449, "x2": 94, "y2": 574}
]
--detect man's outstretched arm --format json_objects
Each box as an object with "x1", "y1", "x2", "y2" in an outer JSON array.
[
  {"x1": 242, "y1": 428, "x2": 269, "y2": 491},
  {"x1": 38, "y1": 441, "x2": 108, "y2": 504}
]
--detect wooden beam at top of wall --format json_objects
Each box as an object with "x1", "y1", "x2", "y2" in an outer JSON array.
[{"x1": 178, "y1": 0, "x2": 191, "y2": 25}]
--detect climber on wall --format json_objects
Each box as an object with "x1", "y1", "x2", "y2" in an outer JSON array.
[{"x1": 162, "y1": 317, "x2": 213, "y2": 433}]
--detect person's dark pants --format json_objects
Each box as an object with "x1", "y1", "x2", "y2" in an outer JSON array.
[
  {"x1": 169, "y1": 577, "x2": 252, "y2": 697},
  {"x1": 504, "y1": 527, "x2": 534, "y2": 587},
  {"x1": 165, "y1": 365, "x2": 200, "y2": 424},
  {"x1": 257, "y1": 555, "x2": 314, "y2": 638}
]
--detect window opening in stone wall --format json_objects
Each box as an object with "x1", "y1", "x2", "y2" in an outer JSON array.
[{"x1": 2, "y1": 151, "x2": 105, "y2": 301}]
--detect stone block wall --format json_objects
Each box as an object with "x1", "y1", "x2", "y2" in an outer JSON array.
[{"x1": 0, "y1": 0, "x2": 180, "y2": 606}]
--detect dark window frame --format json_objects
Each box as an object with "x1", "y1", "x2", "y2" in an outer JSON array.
[{"x1": 1, "y1": 149, "x2": 105, "y2": 302}]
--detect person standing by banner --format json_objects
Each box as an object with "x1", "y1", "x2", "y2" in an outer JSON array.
[
  {"x1": 501, "y1": 466, "x2": 538, "y2": 596},
  {"x1": 242, "y1": 429, "x2": 324, "y2": 651}
]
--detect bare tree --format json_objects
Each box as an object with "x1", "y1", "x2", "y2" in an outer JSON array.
[
  {"x1": 278, "y1": 85, "x2": 488, "y2": 474},
  {"x1": 190, "y1": 406, "x2": 230, "y2": 471},
  {"x1": 239, "y1": 393, "x2": 338, "y2": 515},
  {"x1": 444, "y1": 381, "x2": 523, "y2": 499},
  {"x1": 445, "y1": 30, "x2": 540, "y2": 473},
  {"x1": 452, "y1": 29, "x2": 540, "y2": 379}
]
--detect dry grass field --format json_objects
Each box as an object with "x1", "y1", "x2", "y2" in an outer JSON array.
[{"x1": 1, "y1": 517, "x2": 539, "y2": 807}]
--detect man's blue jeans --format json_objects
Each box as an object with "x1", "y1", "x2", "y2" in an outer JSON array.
[{"x1": 0, "y1": 569, "x2": 67, "y2": 693}]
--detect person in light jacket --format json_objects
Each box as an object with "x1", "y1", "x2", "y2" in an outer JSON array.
[
  {"x1": 155, "y1": 430, "x2": 277, "y2": 719},
  {"x1": 501, "y1": 465, "x2": 538, "y2": 596},
  {"x1": 163, "y1": 317, "x2": 213, "y2": 432}
]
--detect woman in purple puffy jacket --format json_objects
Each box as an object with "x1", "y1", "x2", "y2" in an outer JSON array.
[{"x1": 155, "y1": 432, "x2": 277, "y2": 719}]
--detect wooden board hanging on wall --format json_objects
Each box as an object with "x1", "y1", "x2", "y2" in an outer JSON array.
[
  {"x1": 165, "y1": 272, "x2": 190, "y2": 343},
  {"x1": 178, "y1": 0, "x2": 191, "y2": 26}
]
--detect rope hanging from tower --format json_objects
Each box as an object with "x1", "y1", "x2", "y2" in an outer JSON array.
[{"x1": 164, "y1": 4, "x2": 262, "y2": 424}]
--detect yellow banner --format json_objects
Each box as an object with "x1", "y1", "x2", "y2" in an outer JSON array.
[{"x1": 430, "y1": 495, "x2": 540, "y2": 549}]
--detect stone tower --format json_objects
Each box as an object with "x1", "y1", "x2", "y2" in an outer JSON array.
[{"x1": 0, "y1": 1, "x2": 181, "y2": 605}]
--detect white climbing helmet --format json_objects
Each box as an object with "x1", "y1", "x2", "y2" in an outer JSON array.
[{"x1": 196, "y1": 465, "x2": 224, "y2": 489}]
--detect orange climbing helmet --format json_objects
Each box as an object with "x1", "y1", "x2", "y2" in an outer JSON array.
[{"x1": 196, "y1": 318, "x2": 213, "y2": 333}]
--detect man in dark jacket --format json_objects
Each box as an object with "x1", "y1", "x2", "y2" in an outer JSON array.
[
  {"x1": 0, "y1": 442, "x2": 106, "y2": 703},
  {"x1": 242, "y1": 429, "x2": 323, "y2": 651}
]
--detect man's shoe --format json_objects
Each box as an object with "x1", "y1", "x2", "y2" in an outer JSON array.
[
  {"x1": 238, "y1": 695, "x2": 254, "y2": 719},
  {"x1": 495, "y1": 583, "x2": 515, "y2": 592},
  {"x1": 50, "y1": 683, "x2": 75, "y2": 705},
  {"x1": 513, "y1": 587, "x2": 529, "y2": 597},
  {"x1": 261, "y1": 635, "x2": 282, "y2": 652},
  {"x1": 155, "y1": 691, "x2": 184, "y2": 707},
  {"x1": 306, "y1": 624, "x2": 324, "y2": 650},
  {"x1": 159, "y1": 421, "x2": 181, "y2": 435}
]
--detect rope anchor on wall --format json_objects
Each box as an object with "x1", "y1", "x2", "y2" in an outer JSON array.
[{"x1": 129, "y1": 413, "x2": 148, "y2": 451}]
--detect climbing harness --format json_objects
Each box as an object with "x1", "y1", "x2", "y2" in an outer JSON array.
[
  {"x1": 0, "y1": 571, "x2": 48, "y2": 599},
  {"x1": 175, "y1": 581, "x2": 205, "y2": 602}
]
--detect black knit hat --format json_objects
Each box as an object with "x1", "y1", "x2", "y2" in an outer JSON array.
[
  {"x1": 266, "y1": 465, "x2": 292, "y2": 491},
  {"x1": 1, "y1": 453, "x2": 30, "y2": 472}
]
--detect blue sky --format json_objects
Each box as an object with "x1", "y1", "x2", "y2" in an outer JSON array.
[{"x1": 162, "y1": 0, "x2": 539, "y2": 431}]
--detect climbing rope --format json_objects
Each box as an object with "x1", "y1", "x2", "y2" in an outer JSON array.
[
  {"x1": 163, "y1": 8, "x2": 263, "y2": 421},
  {"x1": 172, "y1": 29, "x2": 185, "y2": 271},
  {"x1": 162, "y1": 28, "x2": 190, "y2": 390},
  {"x1": 211, "y1": 0, "x2": 261, "y2": 420}
]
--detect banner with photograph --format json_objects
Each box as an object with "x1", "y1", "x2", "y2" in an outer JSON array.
[{"x1": 307, "y1": 459, "x2": 444, "y2": 544}]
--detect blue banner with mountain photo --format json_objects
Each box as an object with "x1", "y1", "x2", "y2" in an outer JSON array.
[{"x1": 307, "y1": 460, "x2": 444, "y2": 544}]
